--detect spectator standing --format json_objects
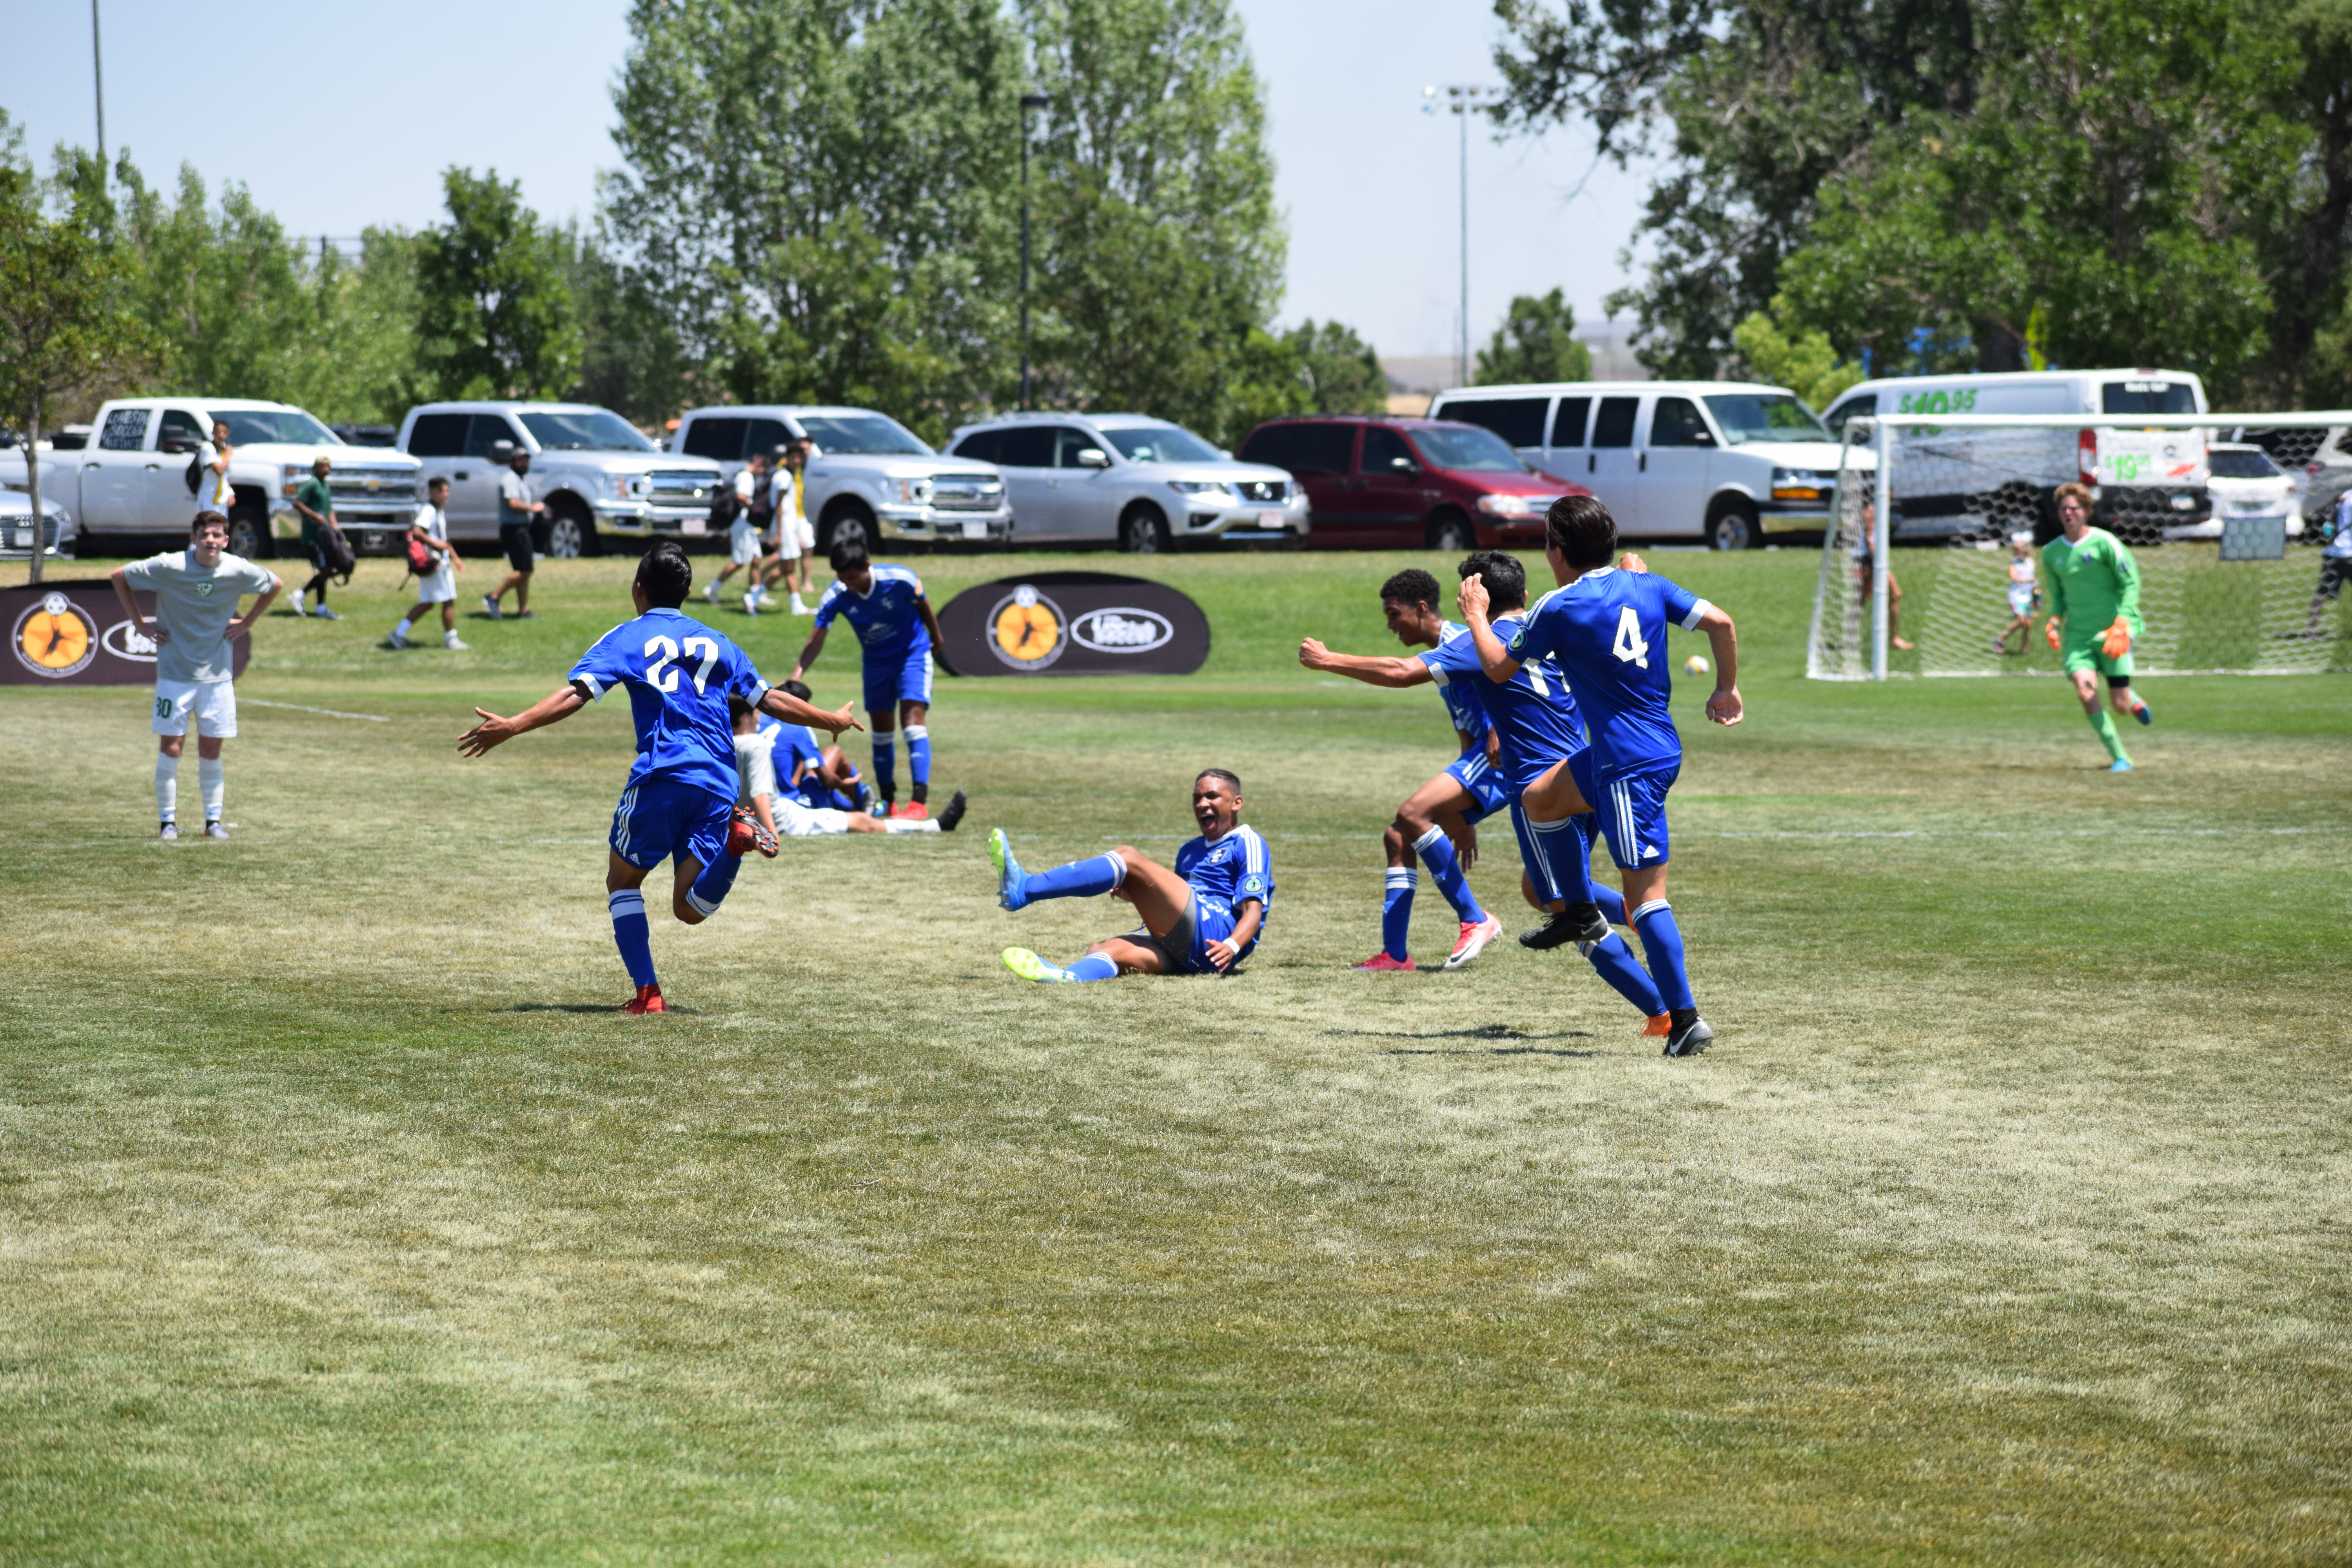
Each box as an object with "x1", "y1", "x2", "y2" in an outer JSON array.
[
  {"x1": 193, "y1": 420, "x2": 235, "y2": 522},
  {"x1": 485, "y1": 446, "x2": 545, "y2": 620},
  {"x1": 1855, "y1": 499, "x2": 1914, "y2": 652},
  {"x1": 704, "y1": 451, "x2": 770, "y2": 611},
  {"x1": 290, "y1": 454, "x2": 345, "y2": 620},
  {"x1": 389, "y1": 476, "x2": 468, "y2": 650},
  {"x1": 2306, "y1": 487, "x2": 2352, "y2": 634},
  {"x1": 759, "y1": 437, "x2": 816, "y2": 615}
]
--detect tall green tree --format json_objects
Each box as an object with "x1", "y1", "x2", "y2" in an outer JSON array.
[
  {"x1": 1473, "y1": 288, "x2": 1593, "y2": 384},
  {"x1": 1729, "y1": 298, "x2": 1863, "y2": 409},
  {"x1": 415, "y1": 168, "x2": 580, "y2": 401},
  {"x1": 1221, "y1": 318, "x2": 1387, "y2": 443}
]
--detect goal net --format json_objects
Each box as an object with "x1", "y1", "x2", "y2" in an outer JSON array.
[{"x1": 1809, "y1": 413, "x2": 2352, "y2": 679}]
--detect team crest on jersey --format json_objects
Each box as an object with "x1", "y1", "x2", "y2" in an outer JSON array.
[
  {"x1": 196, "y1": 581, "x2": 215, "y2": 597},
  {"x1": 987, "y1": 584, "x2": 1065, "y2": 670},
  {"x1": 12, "y1": 592, "x2": 98, "y2": 679}
]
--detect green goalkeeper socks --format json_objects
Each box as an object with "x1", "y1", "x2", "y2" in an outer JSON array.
[{"x1": 2088, "y1": 707, "x2": 2129, "y2": 763}]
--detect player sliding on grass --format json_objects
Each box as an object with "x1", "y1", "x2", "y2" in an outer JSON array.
[
  {"x1": 2042, "y1": 482, "x2": 2151, "y2": 772},
  {"x1": 1298, "y1": 568, "x2": 1509, "y2": 971},
  {"x1": 788, "y1": 537, "x2": 947, "y2": 819},
  {"x1": 731, "y1": 696, "x2": 965, "y2": 837},
  {"x1": 1462, "y1": 496, "x2": 1741, "y2": 1058},
  {"x1": 992, "y1": 770, "x2": 1270, "y2": 982},
  {"x1": 458, "y1": 542, "x2": 861, "y2": 1014}
]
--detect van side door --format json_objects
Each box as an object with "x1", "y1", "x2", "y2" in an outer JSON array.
[
  {"x1": 1535, "y1": 396, "x2": 1591, "y2": 485},
  {"x1": 1584, "y1": 396, "x2": 1643, "y2": 529},
  {"x1": 1644, "y1": 395, "x2": 1715, "y2": 537}
]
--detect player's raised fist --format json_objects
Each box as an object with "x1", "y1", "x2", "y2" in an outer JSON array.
[
  {"x1": 1619, "y1": 551, "x2": 1649, "y2": 573},
  {"x1": 1705, "y1": 687, "x2": 1744, "y2": 727},
  {"x1": 1457, "y1": 575, "x2": 1491, "y2": 620},
  {"x1": 1298, "y1": 637, "x2": 1328, "y2": 667}
]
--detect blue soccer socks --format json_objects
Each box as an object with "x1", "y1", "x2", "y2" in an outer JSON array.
[
  {"x1": 871, "y1": 731, "x2": 898, "y2": 800},
  {"x1": 1411, "y1": 824, "x2": 1486, "y2": 925},
  {"x1": 685, "y1": 851, "x2": 743, "y2": 918},
  {"x1": 1530, "y1": 814, "x2": 1592, "y2": 911},
  {"x1": 1631, "y1": 899, "x2": 1695, "y2": 1013},
  {"x1": 608, "y1": 888, "x2": 657, "y2": 987},
  {"x1": 1382, "y1": 866, "x2": 1419, "y2": 962},
  {"x1": 1589, "y1": 881, "x2": 1628, "y2": 926},
  {"x1": 1582, "y1": 929, "x2": 1665, "y2": 1016},
  {"x1": 1022, "y1": 851, "x2": 1127, "y2": 903},
  {"x1": 905, "y1": 724, "x2": 931, "y2": 785},
  {"x1": 1067, "y1": 952, "x2": 1120, "y2": 982}
]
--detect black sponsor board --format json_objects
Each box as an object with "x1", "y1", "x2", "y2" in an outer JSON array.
[
  {"x1": 2, "y1": 579, "x2": 250, "y2": 686},
  {"x1": 934, "y1": 572, "x2": 1210, "y2": 677}
]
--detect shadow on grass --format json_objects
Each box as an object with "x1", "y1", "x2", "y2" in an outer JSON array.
[
  {"x1": 508, "y1": 1003, "x2": 701, "y2": 1015},
  {"x1": 1326, "y1": 1022, "x2": 1602, "y2": 1058}
]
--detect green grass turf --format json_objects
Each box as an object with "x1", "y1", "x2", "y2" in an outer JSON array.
[{"x1": 2, "y1": 544, "x2": 2347, "y2": 1564}]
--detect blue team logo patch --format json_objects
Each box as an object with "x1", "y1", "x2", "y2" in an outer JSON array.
[
  {"x1": 1505, "y1": 625, "x2": 1524, "y2": 652},
  {"x1": 1241, "y1": 874, "x2": 1265, "y2": 896}
]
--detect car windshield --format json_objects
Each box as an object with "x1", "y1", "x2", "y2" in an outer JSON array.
[
  {"x1": 213, "y1": 408, "x2": 338, "y2": 446},
  {"x1": 1100, "y1": 425, "x2": 1223, "y2": 464},
  {"x1": 2210, "y1": 449, "x2": 2282, "y2": 479},
  {"x1": 794, "y1": 412, "x2": 931, "y2": 456},
  {"x1": 1704, "y1": 393, "x2": 1830, "y2": 444},
  {"x1": 1410, "y1": 426, "x2": 1527, "y2": 472},
  {"x1": 518, "y1": 410, "x2": 658, "y2": 452},
  {"x1": 2102, "y1": 381, "x2": 2199, "y2": 415}
]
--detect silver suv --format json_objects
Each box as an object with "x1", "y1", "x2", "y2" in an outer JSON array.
[
  {"x1": 671, "y1": 404, "x2": 1011, "y2": 553},
  {"x1": 946, "y1": 412, "x2": 1307, "y2": 551}
]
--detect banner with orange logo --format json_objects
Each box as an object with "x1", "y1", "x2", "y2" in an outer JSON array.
[
  {"x1": 2, "y1": 581, "x2": 250, "y2": 686},
  {"x1": 933, "y1": 572, "x2": 1209, "y2": 677}
]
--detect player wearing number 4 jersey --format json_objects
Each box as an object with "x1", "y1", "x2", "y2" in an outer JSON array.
[
  {"x1": 1464, "y1": 495, "x2": 1743, "y2": 1058},
  {"x1": 459, "y1": 542, "x2": 862, "y2": 1013}
]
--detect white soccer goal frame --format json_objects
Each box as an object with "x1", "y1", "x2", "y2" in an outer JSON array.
[{"x1": 1814, "y1": 410, "x2": 2352, "y2": 680}]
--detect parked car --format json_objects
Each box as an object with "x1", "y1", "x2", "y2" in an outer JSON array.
[
  {"x1": 1236, "y1": 415, "x2": 1581, "y2": 550},
  {"x1": 1822, "y1": 368, "x2": 2212, "y2": 543},
  {"x1": 946, "y1": 413, "x2": 1305, "y2": 551},
  {"x1": 1429, "y1": 379, "x2": 1846, "y2": 549},
  {"x1": 330, "y1": 423, "x2": 400, "y2": 448},
  {"x1": 0, "y1": 397, "x2": 421, "y2": 560},
  {"x1": 0, "y1": 489, "x2": 73, "y2": 558},
  {"x1": 397, "y1": 401, "x2": 726, "y2": 557},
  {"x1": 2177, "y1": 441, "x2": 2305, "y2": 542},
  {"x1": 2237, "y1": 423, "x2": 2352, "y2": 533},
  {"x1": 672, "y1": 404, "x2": 1011, "y2": 553}
]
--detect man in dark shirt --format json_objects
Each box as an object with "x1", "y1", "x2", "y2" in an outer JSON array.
[{"x1": 290, "y1": 455, "x2": 342, "y2": 620}]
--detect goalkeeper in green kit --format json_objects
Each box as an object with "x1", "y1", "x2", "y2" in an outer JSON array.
[{"x1": 2042, "y1": 482, "x2": 2153, "y2": 771}]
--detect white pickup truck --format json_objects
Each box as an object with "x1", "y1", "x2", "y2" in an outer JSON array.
[{"x1": 0, "y1": 397, "x2": 422, "y2": 559}]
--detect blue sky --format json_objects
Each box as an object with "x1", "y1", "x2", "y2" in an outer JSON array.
[{"x1": 4, "y1": 0, "x2": 1652, "y2": 359}]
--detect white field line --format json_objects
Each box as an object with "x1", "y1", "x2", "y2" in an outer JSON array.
[{"x1": 244, "y1": 699, "x2": 391, "y2": 722}]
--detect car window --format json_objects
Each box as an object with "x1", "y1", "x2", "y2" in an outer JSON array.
[
  {"x1": 1408, "y1": 426, "x2": 1526, "y2": 473},
  {"x1": 1241, "y1": 423, "x2": 1353, "y2": 475},
  {"x1": 1550, "y1": 397, "x2": 1591, "y2": 447},
  {"x1": 156, "y1": 408, "x2": 208, "y2": 451},
  {"x1": 405, "y1": 413, "x2": 470, "y2": 457},
  {"x1": 519, "y1": 409, "x2": 657, "y2": 452},
  {"x1": 1052, "y1": 428, "x2": 1102, "y2": 468},
  {"x1": 213, "y1": 408, "x2": 338, "y2": 446},
  {"x1": 2102, "y1": 380, "x2": 2199, "y2": 415},
  {"x1": 1237, "y1": 425, "x2": 1295, "y2": 468},
  {"x1": 793, "y1": 412, "x2": 929, "y2": 455},
  {"x1": 1591, "y1": 397, "x2": 1639, "y2": 448},
  {"x1": 950, "y1": 430, "x2": 1001, "y2": 463},
  {"x1": 2209, "y1": 449, "x2": 2281, "y2": 479},
  {"x1": 993, "y1": 427, "x2": 1054, "y2": 467},
  {"x1": 1098, "y1": 424, "x2": 1223, "y2": 463},
  {"x1": 1361, "y1": 427, "x2": 1415, "y2": 474},
  {"x1": 99, "y1": 409, "x2": 152, "y2": 450},
  {"x1": 1649, "y1": 397, "x2": 1714, "y2": 448},
  {"x1": 1702, "y1": 393, "x2": 1828, "y2": 443},
  {"x1": 746, "y1": 419, "x2": 791, "y2": 461},
  {"x1": 1441, "y1": 396, "x2": 1550, "y2": 448},
  {"x1": 465, "y1": 416, "x2": 522, "y2": 459},
  {"x1": 682, "y1": 416, "x2": 748, "y2": 461},
  {"x1": 1822, "y1": 395, "x2": 1874, "y2": 439}
]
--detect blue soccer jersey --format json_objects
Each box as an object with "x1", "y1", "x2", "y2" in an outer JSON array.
[
  {"x1": 1431, "y1": 621, "x2": 1491, "y2": 755},
  {"x1": 1176, "y1": 825, "x2": 1273, "y2": 942},
  {"x1": 1421, "y1": 611, "x2": 1586, "y2": 793},
  {"x1": 1508, "y1": 568, "x2": 1712, "y2": 783},
  {"x1": 568, "y1": 608, "x2": 768, "y2": 801},
  {"x1": 813, "y1": 566, "x2": 931, "y2": 661},
  {"x1": 758, "y1": 713, "x2": 825, "y2": 776}
]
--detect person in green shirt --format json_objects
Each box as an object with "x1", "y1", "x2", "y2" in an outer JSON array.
[
  {"x1": 2042, "y1": 481, "x2": 2153, "y2": 772},
  {"x1": 290, "y1": 454, "x2": 343, "y2": 621}
]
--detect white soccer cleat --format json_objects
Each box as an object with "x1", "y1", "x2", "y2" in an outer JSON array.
[
  {"x1": 158, "y1": 821, "x2": 179, "y2": 841},
  {"x1": 203, "y1": 821, "x2": 230, "y2": 840}
]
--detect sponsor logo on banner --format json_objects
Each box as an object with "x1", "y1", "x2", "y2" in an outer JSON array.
[
  {"x1": 103, "y1": 618, "x2": 160, "y2": 662},
  {"x1": 936, "y1": 572, "x2": 1209, "y2": 677},
  {"x1": 1070, "y1": 607, "x2": 1174, "y2": 654},
  {"x1": 987, "y1": 584, "x2": 1067, "y2": 670},
  {"x1": 13, "y1": 592, "x2": 99, "y2": 679}
]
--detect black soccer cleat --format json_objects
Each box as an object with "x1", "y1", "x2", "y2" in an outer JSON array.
[
  {"x1": 1519, "y1": 902, "x2": 1610, "y2": 950},
  {"x1": 935, "y1": 789, "x2": 968, "y2": 832},
  {"x1": 1662, "y1": 1010, "x2": 1715, "y2": 1058}
]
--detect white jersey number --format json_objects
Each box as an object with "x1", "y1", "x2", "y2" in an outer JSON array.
[
  {"x1": 1611, "y1": 606, "x2": 1650, "y2": 669},
  {"x1": 1523, "y1": 661, "x2": 1551, "y2": 697},
  {"x1": 644, "y1": 635, "x2": 722, "y2": 694}
]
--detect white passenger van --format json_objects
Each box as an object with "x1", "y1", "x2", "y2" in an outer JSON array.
[
  {"x1": 1426, "y1": 379, "x2": 1847, "y2": 549},
  {"x1": 1820, "y1": 369, "x2": 2212, "y2": 541}
]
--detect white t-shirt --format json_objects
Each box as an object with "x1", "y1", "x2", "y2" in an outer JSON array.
[
  {"x1": 2329, "y1": 491, "x2": 2352, "y2": 559},
  {"x1": 195, "y1": 443, "x2": 234, "y2": 514},
  {"x1": 414, "y1": 501, "x2": 449, "y2": 547},
  {"x1": 734, "y1": 468, "x2": 756, "y2": 507},
  {"x1": 734, "y1": 732, "x2": 777, "y2": 805},
  {"x1": 771, "y1": 468, "x2": 797, "y2": 518}
]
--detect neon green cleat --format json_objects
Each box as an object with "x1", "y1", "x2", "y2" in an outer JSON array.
[
  {"x1": 990, "y1": 827, "x2": 1029, "y2": 909},
  {"x1": 1001, "y1": 947, "x2": 1070, "y2": 983}
]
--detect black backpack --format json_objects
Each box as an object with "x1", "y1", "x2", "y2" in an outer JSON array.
[
  {"x1": 708, "y1": 478, "x2": 740, "y2": 530},
  {"x1": 184, "y1": 451, "x2": 205, "y2": 495}
]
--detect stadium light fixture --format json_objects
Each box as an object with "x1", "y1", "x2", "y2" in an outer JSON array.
[
  {"x1": 1424, "y1": 84, "x2": 1502, "y2": 387},
  {"x1": 1019, "y1": 93, "x2": 1050, "y2": 412}
]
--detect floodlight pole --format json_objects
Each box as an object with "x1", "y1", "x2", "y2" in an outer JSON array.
[
  {"x1": 1871, "y1": 414, "x2": 1893, "y2": 680},
  {"x1": 1018, "y1": 93, "x2": 1048, "y2": 411},
  {"x1": 1425, "y1": 85, "x2": 1498, "y2": 386},
  {"x1": 92, "y1": 1, "x2": 107, "y2": 169}
]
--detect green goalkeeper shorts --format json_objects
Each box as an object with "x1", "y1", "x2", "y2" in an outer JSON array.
[{"x1": 2061, "y1": 643, "x2": 2134, "y2": 680}]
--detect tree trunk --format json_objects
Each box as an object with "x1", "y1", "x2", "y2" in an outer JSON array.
[
  {"x1": 1973, "y1": 319, "x2": 2026, "y2": 373},
  {"x1": 24, "y1": 390, "x2": 43, "y2": 587}
]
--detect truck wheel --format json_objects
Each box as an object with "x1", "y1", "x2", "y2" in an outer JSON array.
[
  {"x1": 539, "y1": 508, "x2": 585, "y2": 560},
  {"x1": 544, "y1": 496, "x2": 599, "y2": 557},
  {"x1": 1427, "y1": 510, "x2": 1473, "y2": 552},
  {"x1": 1706, "y1": 497, "x2": 1762, "y2": 551},
  {"x1": 225, "y1": 503, "x2": 272, "y2": 560},
  {"x1": 1120, "y1": 504, "x2": 1171, "y2": 554},
  {"x1": 821, "y1": 500, "x2": 876, "y2": 556}
]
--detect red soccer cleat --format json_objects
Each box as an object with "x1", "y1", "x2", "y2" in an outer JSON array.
[
  {"x1": 624, "y1": 984, "x2": 667, "y2": 1015},
  {"x1": 1642, "y1": 1013, "x2": 1671, "y2": 1038},
  {"x1": 1352, "y1": 952, "x2": 1417, "y2": 972},
  {"x1": 893, "y1": 800, "x2": 930, "y2": 821},
  {"x1": 726, "y1": 806, "x2": 779, "y2": 858},
  {"x1": 1444, "y1": 914, "x2": 1504, "y2": 970}
]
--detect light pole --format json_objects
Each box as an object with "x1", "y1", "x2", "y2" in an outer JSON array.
[
  {"x1": 1018, "y1": 92, "x2": 1049, "y2": 411},
  {"x1": 92, "y1": 1, "x2": 107, "y2": 170},
  {"x1": 1424, "y1": 84, "x2": 1500, "y2": 387}
]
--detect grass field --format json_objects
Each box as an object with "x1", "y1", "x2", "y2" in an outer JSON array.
[{"x1": 3, "y1": 543, "x2": 2348, "y2": 1564}]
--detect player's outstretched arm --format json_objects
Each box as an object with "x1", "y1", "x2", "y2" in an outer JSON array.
[
  {"x1": 1696, "y1": 605, "x2": 1743, "y2": 726},
  {"x1": 1298, "y1": 637, "x2": 1434, "y2": 688},
  {"x1": 786, "y1": 626, "x2": 827, "y2": 682},
  {"x1": 458, "y1": 683, "x2": 588, "y2": 757},
  {"x1": 1455, "y1": 576, "x2": 1521, "y2": 682},
  {"x1": 757, "y1": 685, "x2": 864, "y2": 735},
  {"x1": 1205, "y1": 899, "x2": 1265, "y2": 973}
]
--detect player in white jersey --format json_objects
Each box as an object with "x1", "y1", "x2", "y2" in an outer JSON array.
[
  {"x1": 731, "y1": 697, "x2": 964, "y2": 836},
  {"x1": 704, "y1": 452, "x2": 771, "y2": 611},
  {"x1": 110, "y1": 511, "x2": 283, "y2": 839},
  {"x1": 388, "y1": 476, "x2": 468, "y2": 650}
]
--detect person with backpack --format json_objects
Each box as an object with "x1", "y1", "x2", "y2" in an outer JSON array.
[
  {"x1": 701, "y1": 450, "x2": 771, "y2": 612},
  {"x1": 387, "y1": 476, "x2": 467, "y2": 650},
  {"x1": 189, "y1": 419, "x2": 235, "y2": 522},
  {"x1": 289, "y1": 454, "x2": 349, "y2": 620}
]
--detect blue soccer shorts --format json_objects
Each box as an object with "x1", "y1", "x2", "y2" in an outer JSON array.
[
  {"x1": 1132, "y1": 893, "x2": 1248, "y2": 976},
  {"x1": 862, "y1": 646, "x2": 935, "y2": 712},
  {"x1": 1444, "y1": 751, "x2": 1512, "y2": 823},
  {"x1": 1589, "y1": 762, "x2": 1679, "y2": 872},
  {"x1": 1509, "y1": 797, "x2": 1593, "y2": 906},
  {"x1": 609, "y1": 777, "x2": 734, "y2": 872}
]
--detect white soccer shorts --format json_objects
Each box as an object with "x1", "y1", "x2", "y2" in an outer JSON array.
[
  {"x1": 778, "y1": 517, "x2": 813, "y2": 560},
  {"x1": 729, "y1": 522, "x2": 762, "y2": 566},
  {"x1": 152, "y1": 679, "x2": 237, "y2": 739},
  {"x1": 417, "y1": 563, "x2": 457, "y2": 604},
  {"x1": 773, "y1": 797, "x2": 850, "y2": 836}
]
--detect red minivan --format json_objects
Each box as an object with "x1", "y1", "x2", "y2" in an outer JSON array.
[{"x1": 1236, "y1": 415, "x2": 1586, "y2": 550}]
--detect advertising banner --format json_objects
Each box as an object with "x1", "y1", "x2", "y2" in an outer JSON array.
[
  {"x1": 933, "y1": 572, "x2": 1210, "y2": 677},
  {"x1": 2, "y1": 579, "x2": 250, "y2": 686}
]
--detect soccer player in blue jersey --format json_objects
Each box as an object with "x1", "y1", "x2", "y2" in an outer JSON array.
[
  {"x1": 787, "y1": 537, "x2": 947, "y2": 820},
  {"x1": 459, "y1": 542, "x2": 862, "y2": 1014},
  {"x1": 1297, "y1": 568, "x2": 1507, "y2": 971},
  {"x1": 766, "y1": 679, "x2": 875, "y2": 812},
  {"x1": 1460, "y1": 495, "x2": 1742, "y2": 1057},
  {"x1": 989, "y1": 770, "x2": 1270, "y2": 982}
]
